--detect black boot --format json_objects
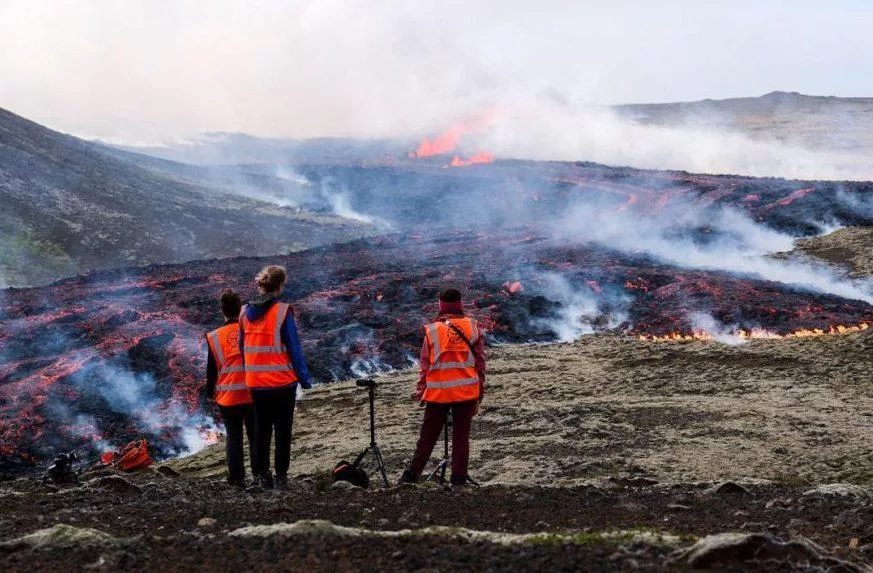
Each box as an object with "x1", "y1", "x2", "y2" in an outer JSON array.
[
  {"x1": 275, "y1": 475, "x2": 289, "y2": 491},
  {"x1": 449, "y1": 474, "x2": 469, "y2": 487},
  {"x1": 259, "y1": 472, "x2": 274, "y2": 490},
  {"x1": 226, "y1": 477, "x2": 246, "y2": 488},
  {"x1": 397, "y1": 469, "x2": 418, "y2": 485}
]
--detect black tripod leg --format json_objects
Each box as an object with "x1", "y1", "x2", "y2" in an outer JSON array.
[
  {"x1": 352, "y1": 447, "x2": 369, "y2": 467},
  {"x1": 371, "y1": 444, "x2": 390, "y2": 488},
  {"x1": 438, "y1": 413, "x2": 450, "y2": 484}
]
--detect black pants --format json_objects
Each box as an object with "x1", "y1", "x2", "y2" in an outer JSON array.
[
  {"x1": 251, "y1": 387, "x2": 296, "y2": 478},
  {"x1": 218, "y1": 403, "x2": 258, "y2": 482}
]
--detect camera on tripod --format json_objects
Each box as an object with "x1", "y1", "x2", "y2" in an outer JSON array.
[{"x1": 331, "y1": 378, "x2": 390, "y2": 488}]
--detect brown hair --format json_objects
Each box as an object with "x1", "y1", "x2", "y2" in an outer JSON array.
[
  {"x1": 219, "y1": 289, "x2": 242, "y2": 318},
  {"x1": 439, "y1": 288, "x2": 462, "y2": 302},
  {"x1": 256, "y1": 265, "x2": 287, "y2": 294}
]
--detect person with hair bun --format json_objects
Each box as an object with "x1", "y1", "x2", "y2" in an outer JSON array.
[
  {"x1": 205, "y1": 289, "x2": 258, "y2": 487},
  {"x1": 239, "y1": 265, "x2": 312, "y2": 490}
]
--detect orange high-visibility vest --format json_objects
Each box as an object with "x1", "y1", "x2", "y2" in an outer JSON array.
[
  {"x1": 422, "y1": 317, "x2": 481, "y2": 403},
  {"x1": 206, "y1": 323, "x2": 252, "y2": 407},
  {"x1": 239, "y1": 302, "x2": 298, "y2": 389}
]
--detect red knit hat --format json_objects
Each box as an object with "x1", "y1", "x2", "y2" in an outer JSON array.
[{"x1": 438, "y1": 289, "x2": 463, "y2": 315}]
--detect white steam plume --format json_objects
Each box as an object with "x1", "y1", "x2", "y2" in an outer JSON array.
[
  {"x1": 552, "y1": 196, "x2": 873, "y2": 304},
  {"x1": 532, "y1": 272, "x2": 628, "y2": 341},
  {"x1": 484, "y1": 101, "x2": 873, "y2": 181},
  {"x1": 319, "y1": 179, "x2": 390, "y2": 227}
]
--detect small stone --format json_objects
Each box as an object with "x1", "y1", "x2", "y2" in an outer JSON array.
[
  {"x1": 765, "y1": 497, "x2": 794, "y2": 509},
  {"x1": 706, "y1": 482, "x2": 750, "y2": 496},
  {"x1": 609, "y1": 476, "x2": 659, "y2": 487},
  {"x1": 331, "y1": 480, "x2": 359, "y2": 491},
  {"x1": 802, "y1": 483, "x2": 872, "y2": 500},
  {"x1": 155, "y1": 466, "x2": 180, "y2": 478},
  {"x1": 87, "y1": 476, "x2": 142, "y2": 497},
  {"x1": 198, "y1": 517, "x2": 217, "y2": 528},
  {"x1": 666, "y1": 503, "x2": 691, "y2": 511},
  {"x1": 679, "y1": 532, "x2": 769, "y2": 567}
]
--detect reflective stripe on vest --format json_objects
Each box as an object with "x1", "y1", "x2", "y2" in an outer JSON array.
[
  {"x1": 240, "y1": 302, "x2": 299, "y2": 389},
  {"x1": 422, "y1": 317, "x2": 481, "y2": 403},
  {"x1": 206, "y1": 324, "x2": 252, "y2": 407}
]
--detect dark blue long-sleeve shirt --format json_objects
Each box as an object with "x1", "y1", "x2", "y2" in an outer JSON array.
[{"x1": 239, "y1": 296, "x2": 312, "y2": 389}]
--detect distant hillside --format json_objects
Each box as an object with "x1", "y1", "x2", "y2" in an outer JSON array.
[
  {"x1": 615, "y1": 91, "x2": 873, "y2": 153},
  {"x1": 0, "y1": 108, "x2": 369, "y2": 287},
  {"x1": 112, "y1": 132, "x2": 414, "y2": 166}
]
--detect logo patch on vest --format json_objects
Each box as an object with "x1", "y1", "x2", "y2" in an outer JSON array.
[
  {"x1": 447, "y1": 328, "x2": 464, "y2": 345},
  {"x1": 225, "y1": 328, "x2": 240, "y2": 348}
]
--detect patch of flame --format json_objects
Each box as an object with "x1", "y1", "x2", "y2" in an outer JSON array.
[
  {"x1": 639, "y1": 322, "x2": 869, "y2": 342},
  {"x1": 409, "y1": 111, "x2": 496, "y2": 158},
  {"x1": 450, "y1": 151, "x2": 494, "y2": 167},
  {"x1": 200, "y1": 428, "x2": 222, "y2": 445}
]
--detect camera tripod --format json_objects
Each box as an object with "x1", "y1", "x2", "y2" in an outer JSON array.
[
  {"x1": 352, "y1": 378, "x2": 390, "y2": 488},
  {"x1": 427, "y1": 408, "x2": 480, "y2": 487},
  {"x1": 428, "y1": 408, "x2": 453, "y2": 485}
]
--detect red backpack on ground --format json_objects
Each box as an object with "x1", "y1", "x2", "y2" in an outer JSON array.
[{"x1": 100, "y1": 439, "x2": 153, "y2": 471}]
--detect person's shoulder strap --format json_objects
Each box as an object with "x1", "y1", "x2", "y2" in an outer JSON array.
[{"x1": 443, "y1": 318, "x2": 475, "y2": 353}]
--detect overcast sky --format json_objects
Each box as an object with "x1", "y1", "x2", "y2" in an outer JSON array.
[{"x1": 2, "y1": 0, "x2": 872, "y2": 142}]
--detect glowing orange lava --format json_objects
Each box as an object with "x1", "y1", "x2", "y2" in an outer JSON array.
[
  {"x1": 638, "y1": 322, "x2": 869, "y2": 342},
  {"x1": 449, "y1": 151, "x2": 494, "y2": 167},
  {"x1": 409, "y1": 110, "x2": 496, "y2": 158}
]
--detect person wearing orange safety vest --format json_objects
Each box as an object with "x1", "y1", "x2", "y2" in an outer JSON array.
[
  {"x1": 399, "y1": 288, "x2": 486, "y2": 486},
  {"x1": 205, "y1": 289, "x2": 258, "y2": 488},
  {"x1": 239, "y1": 265, "x2": 312, "y2": 491}
]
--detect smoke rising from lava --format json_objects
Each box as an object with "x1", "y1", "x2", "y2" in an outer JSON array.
[
  {"x1": 480, "y1": 100, "x2": 873, "y2": 181},
  {"x1": 7, "y1": 1, "x2": 873, "y2": 180},
  {"x1": 551, "y1": 194, "x2": 873, "y2": 304}
]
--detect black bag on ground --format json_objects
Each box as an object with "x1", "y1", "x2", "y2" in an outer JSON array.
[{"x1": 332, "y1": 460, "x2": 370, "y2": 488}]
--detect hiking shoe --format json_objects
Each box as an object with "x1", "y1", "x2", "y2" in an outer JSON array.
[
  {"x1": 397, "y1": 469, "x2": 419, "y2": 486},
  {"x1": 259, "y1": 472, "x2": 274, "y2": 490},
  {"x1": 449, "y1": 474, "x2": 470, "y2": 487},
  {"x1": 275, "y1": 475, "x2": 289, "y2": 491}
]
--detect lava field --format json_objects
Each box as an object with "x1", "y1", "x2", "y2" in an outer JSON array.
[
  {"x1": 2, "y1": 157, "x2": 873, "y2": 470},
  {"x1": 2, "y1": 228, "x2": 872, "y2": 470}
]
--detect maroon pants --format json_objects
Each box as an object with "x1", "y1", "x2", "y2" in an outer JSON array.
[{"x1": 409, "y1": 400, "x2": 477, "y2": 478}]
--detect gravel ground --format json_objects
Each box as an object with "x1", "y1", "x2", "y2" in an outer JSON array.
[{"x1": 1, "y1": 470, "x2": 872, "y2": 572}]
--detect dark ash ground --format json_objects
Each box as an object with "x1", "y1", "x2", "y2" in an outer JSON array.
[{"x1": 1, "y1": 469, "x2": 872, "y2": 572}]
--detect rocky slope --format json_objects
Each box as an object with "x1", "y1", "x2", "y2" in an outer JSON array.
[
  {"x1": 616, "y1": 91, "x2": 873, "y2": 154},
  {"x1": 792, "y1": 227, "x2": 873, "y2": 277},
  {"x1": 0, "y1": 108, "x2": 368, "y2": 287}
]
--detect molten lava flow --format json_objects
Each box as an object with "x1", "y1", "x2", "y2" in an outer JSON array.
[
  {"x1": 638, "y1": 322, "x2": 869, "y2": 342},
  {"x1": 3, "y1": 229, "x2": 873, "y2": 469},
  {"x1": 409, "y1": 111, "x2": 496, "y2": 158},
  {"x1": 449, "y1": 151, "x2": 495, "y2": 167}
]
